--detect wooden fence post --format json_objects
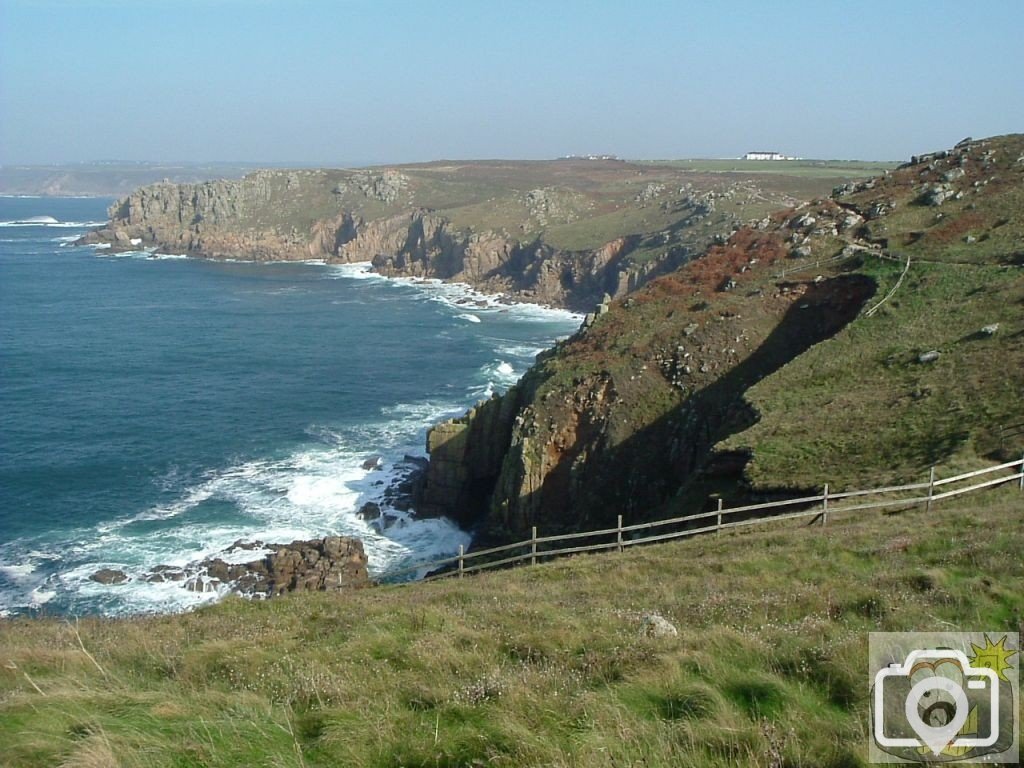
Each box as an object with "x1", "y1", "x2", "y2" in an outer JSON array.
[
  {"x1": 616, "y1": 515, "x2": 623, "y2": 553},
  {"x1": 926, "y1": 466, "x2": 936, "y2": 512},
  {"x1": 531, "y1": 527, "x2": 538, "y2": 565},
  {"x1": 716, "y1": 498, "x2": 723, "y2": 537},
  {"x1": 821, "y1": 484, "x2": 829, "y2": 526},
  {"x1": 458, "y1": 545, "x2": 464, "y2": 579}
]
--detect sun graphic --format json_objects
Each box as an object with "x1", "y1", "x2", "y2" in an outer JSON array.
[{"x1": 968, "y1": 634, "x2": 1017, "y2": 682}]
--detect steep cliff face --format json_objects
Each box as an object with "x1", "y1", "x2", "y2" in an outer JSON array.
[
  {"x1": 421, "y1": 134, "x2": 1024, "y2": 545},
  {"x1": 82, "y1": 170, "x2": 353, "y2": 261},
  {"x1": 422, "y1": 225, "x2": 875, "y2": 543},
  {"x1": 82, "y1": 179, "x2": 672, "y2": 311}
]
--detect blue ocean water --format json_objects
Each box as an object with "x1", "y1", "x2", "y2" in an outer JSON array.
[{"x1": 0, "y1": 197, "x2": 580, "y2": 616}]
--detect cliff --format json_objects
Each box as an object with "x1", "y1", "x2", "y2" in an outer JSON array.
[
  {"x1": 78, "y1": 159, "x2": 880, "y2": 310},
  {"x1": 421, "y1": 135, "x2": 1024, "y2": 545}
]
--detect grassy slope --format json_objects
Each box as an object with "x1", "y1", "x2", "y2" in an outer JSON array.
[
  {"x1": 724, "y1": 136, "x2": 1024, "y2": 491},
  {"x1": 1, "y1": 488, "x2": 1021, "y2": 768}
]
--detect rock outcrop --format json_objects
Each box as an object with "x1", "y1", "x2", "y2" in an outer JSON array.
[
  {"x1": 153, "y1": 536, "x2": 370, "y2": 596},
  {"x1": 90, "y1": 568, "x2": 128, "y2": 585},
  {"x1": 417, "y1": 392, "x2": 525, "y2": 527}
]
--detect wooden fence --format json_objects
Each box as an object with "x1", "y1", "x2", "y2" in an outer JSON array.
[{"x1": 384, "y1": 455, "x2": 1024, "y2": 583}]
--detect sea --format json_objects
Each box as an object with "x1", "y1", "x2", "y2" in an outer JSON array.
[{"x1": 0, "y1": 196, "x2": 580, "y2": 617}]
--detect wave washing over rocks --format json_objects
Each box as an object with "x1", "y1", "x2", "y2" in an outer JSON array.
[
  {"x1": 0, "y1": 217, "x2": 108, "y2": 228},
  {"x1": 0, "y1": 227, "x2": 581, "y2": 616}
]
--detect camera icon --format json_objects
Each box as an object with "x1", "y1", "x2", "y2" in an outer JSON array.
[{"x1": 873, "y1": 648, "x2": 999, "y2": 756}]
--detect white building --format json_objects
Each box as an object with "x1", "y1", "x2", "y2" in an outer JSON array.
[{"x1": 743, "y1": 151, "x2": 790, "y2": 161}]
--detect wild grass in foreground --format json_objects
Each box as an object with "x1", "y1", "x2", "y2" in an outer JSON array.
[{"x1": 1, "y1": 488, "x2": 1022, "y2": 767}]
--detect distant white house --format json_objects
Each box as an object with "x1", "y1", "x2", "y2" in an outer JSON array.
[{"x1": 743, "y1": 151, "x2": 791, "y2": 161}]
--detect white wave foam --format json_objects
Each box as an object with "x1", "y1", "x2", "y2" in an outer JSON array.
[
  {"x1": 29, "y1": 586, "x2": 56, "y2": 606},
  {"x1": 498, "y1": 343, "x2": 545, "y2": 359},
  {"x1": 0, "y1": 219, "x2": 107, "y2": 228},
  {"x1": 326, "y1": 261, "x2": 583, "y2": 324},
  {"x1": 327, "y1": 261, "x2": 380, "y2": 280},
  {"x1": 456, "y1": 313, "x2": 482, "y2": 323},
  {"x1": 0, "y1": 563, "x2": 37, "y2": 580},
  {"x1": 20, "y1": 396, "x2": 473, "y2": 614}
]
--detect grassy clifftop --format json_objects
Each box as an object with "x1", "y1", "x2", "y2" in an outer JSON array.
[
  {"x1": 726, "y1": 135, "x2": 1024, "y2": 490},
  {"x1": 1, "y1": 488, "x2": 1020, "y2": 767}
]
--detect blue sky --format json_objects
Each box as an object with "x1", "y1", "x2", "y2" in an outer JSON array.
[{"x1": 0, "y1": 0, "x2": 1021, "y2": 163}]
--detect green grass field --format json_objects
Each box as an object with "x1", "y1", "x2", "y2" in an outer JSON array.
[
  {"x1": 646, "y1": 159, "x2": 900, "y2": 178},
  {"x1": 2, "y1": 487, "x2": 1021, "y2": 767}
]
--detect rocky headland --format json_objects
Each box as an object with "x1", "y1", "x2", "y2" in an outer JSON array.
[
  {"x1": 417, "y1": 135, "x2": 1024, "y2": 549},
  {"x1": 76, "y1": 160, "x2": 861, "y2": 311}
]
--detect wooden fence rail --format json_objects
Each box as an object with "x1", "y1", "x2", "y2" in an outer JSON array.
[{"x1": 383, "y1": 455, "x2": 1024, "y2": 583}]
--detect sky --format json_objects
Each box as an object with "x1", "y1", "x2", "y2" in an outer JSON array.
[{"x1": 0, "y1": 0, "x2": 1021, "y2": 164}]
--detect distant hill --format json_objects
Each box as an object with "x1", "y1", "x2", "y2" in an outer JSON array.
[{"x1": 0, "y1": 162, "x2": 280, "y2": 197}]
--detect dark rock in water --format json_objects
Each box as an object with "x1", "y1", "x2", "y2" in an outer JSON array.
[
  {"x1": 185, "y1": 575, "x2": 222, "y2": 593},
  {"x1": 90, "y1": 568, "x2": 128, "y2": 585},
  {"x1": 380, "y1": 455, "x2": 428, "y2": 513},
  {"x1": 381, "y1": 513, "x2": 402, "y2": 530},
  {"x1": 227, "y1": 539, "x2": 262, "y2": 552},
  {"x1": 403, "y1": 454, "x2": 429, "y2": 471},
  {"x1": 357, "y1": 501, "x2": 382, "y2": 521},
  {"x1": 144, "y1": 565, "x2": 186, "y2": 583},
  {"x1": 192, "y1": 535, "x2": 369, "y2": 597},
  {"x1": 361, "y1": 456, "x2": 382, "y2": 471}
]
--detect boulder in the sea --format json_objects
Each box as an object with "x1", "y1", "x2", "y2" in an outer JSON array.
[
  {"x1": 90, "y1": 568, "x2": 128, "y2": 585},
  {"x1": 357, "y1": 501, "x2": 382, "y2": 521},
  {"x1": 191, "y1": 535, "x2": 369, "y2": 597},
  {"x1": 361, "y1": 456, "x2": 382, "y2": 471}
]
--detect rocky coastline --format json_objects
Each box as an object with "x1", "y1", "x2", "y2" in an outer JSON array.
[
  {"x1": 72, "y1": 165, "x2": 743, "y2": 311},
  {"x1": 91, "y1": 535, "x2": 370, "y2": 597},
  {"x1": 74, "y1": 143, "x2": 1011, "y2": 592}
]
